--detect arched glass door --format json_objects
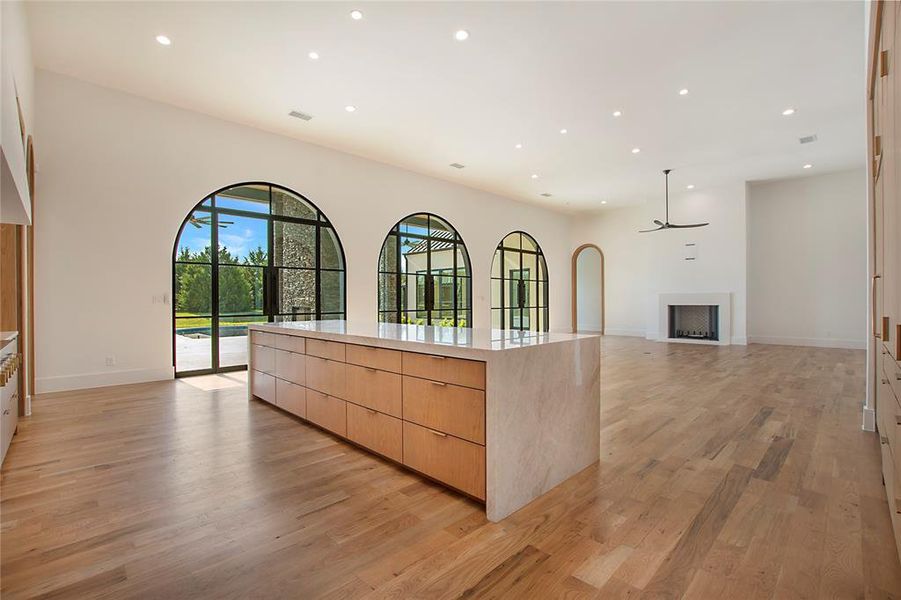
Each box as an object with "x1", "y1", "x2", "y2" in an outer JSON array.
[
  {"x1": 173, "y1": 183, "x2": 345, "y2": 375},
  {"x1": 377, "y1": 213, "x2": 471, "y2": 327},
  {"x1": 490, "y1": 231, "x2": 549, "y2": 332}
]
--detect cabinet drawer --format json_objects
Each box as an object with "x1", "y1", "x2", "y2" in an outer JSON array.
[
  {"x1": 402, "y1": 352, "x2": 485, "y2": 390},
  {"x1": 306, "y1": 356, "x2": 346, "y2": 398},
  {"x1": 306, "y1": 339, "x2": 346, "y2": 362},
  {"x1": 275, "y1": 334, "x2": 306, "y2": 354},
  {"x1": 306, "y1": 389, "x2": 347, "y2": 436},
  {"x1": 276, "y1": 378, "x2": 305, "y2": 418},
  {"x1": 346, "y1": 403, "x2": 403, "y2": 462},
  {"x1": 275, "y1": 350, "x2": 306, "y2": 385},
  {"x1": 251, "y1": 370, "x2": 276, "y2": 404},
  {"x1": 345, "y1": 364, "x2": 402, "y2": 417},
  {"x1": 251, "y1": 331, "x2": 277, "y2": 348},
  {"x1": 403, "y1": 421, "x2": 485, "y2": 500},
  {"x1": 251, "y1": 344, "x2": 276, "y2": 375},
  {"x1": 402, "y1": 376, "x2": 485, "y2": 444},
  {"x1": 346, "y1": 344, "x2": 401, "y2": 373},
  {"x1": 885, "y1": 349, "x2": 901, "y2": 409}
]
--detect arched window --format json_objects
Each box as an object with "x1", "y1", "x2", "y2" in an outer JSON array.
[
  {"x1": 173, "y1": 183, "x2": 345, "y2": 375},
  {"x1": 490, "y1": 231, "x2": 549, "y2": 332},
  {"x1": 377, "y1": 213, "x2": 471, "y2": 327}
]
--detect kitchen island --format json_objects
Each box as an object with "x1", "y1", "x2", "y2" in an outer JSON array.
[{"x1": 247, "y1": 321, "x2": 600, "y2": 521}]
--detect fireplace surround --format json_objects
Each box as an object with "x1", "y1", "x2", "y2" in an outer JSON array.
[{"x1": 656, "y1": 292, "x2": 732, "y2": 345}]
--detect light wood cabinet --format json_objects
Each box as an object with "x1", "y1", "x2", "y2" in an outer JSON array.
[
  {"x1": 402, "y1": 421, "x2": 486, "y2": 500},
  {"x1": 402, "y1": 352, "x2": 485, "y2": 390},
  {"x1": 306, "y1": 389, "x2": 347, "y2": 436},
  {"x1": 402, "y1": 376, "x2": 485, "y2": 444},
  {"x1": 346, "y1": 344, "x2": 401, "y2": 373},
  {"x1": 306, "y1": 355, "x2": 346, "y2": 398},
  {"x1": 275, "y1": 349, "x2": 305, "y2": 385},
  {"x1": 345, "y1": 364, "x2": 402, "y2": 417},
  {"x1": 306, "y1": 339, "x2": 346, "y2": 362},
  {"x1": 275, "y1": 334, "x2": 306, "y2": 354},
  {"x1": 251, "y1": 370, "x2": 276, "y2": 404},
  {"x1": 346, "y1": 403, "x2": 403, "y2": 462},
  {"x1": 276, "y1": 378, "x2": 305, "y2": 418},
  {"x1": 251, "y1": 344, "x2": 276, "y2": 375},
  {"x1": 251, "y1": 331, "x2": 278, "y2": 349}
]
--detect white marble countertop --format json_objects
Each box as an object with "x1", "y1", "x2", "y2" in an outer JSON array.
[{"x1": 249, "y1": 320, "x2": 598, "y2": 358}]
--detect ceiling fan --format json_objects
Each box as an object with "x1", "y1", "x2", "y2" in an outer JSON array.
[
  {"x1": 639, "y1": 169, "x2": 708, "y2": 233},
  {"x1": 189, "y1": 215, "x2": 233, "y2": 229}
]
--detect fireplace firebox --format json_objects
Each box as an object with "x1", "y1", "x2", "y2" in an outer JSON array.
[{"x1": 668, "y1": 305, "x2": 719, "y2": 341}]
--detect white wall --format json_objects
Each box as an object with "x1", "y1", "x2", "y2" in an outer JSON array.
[
  {"x1": 575, "y1": 247, "x2": 602, "y2": 332},
  {"x1": 34, "y1": 70, "x2": 575, "y2": 393},
  {"x1": 570, "y1": 182, "x2": 748, "y2": 343},
  {"x1": 1, "y1": 0, "x2": 34, "y2": 224},
  {"x1": 747, "y1": 169, "x2": 867, "y2": 349}
]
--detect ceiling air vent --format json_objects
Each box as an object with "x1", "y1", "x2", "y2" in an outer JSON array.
[
  {"x1": 799, "y1": 134, "x2": 818, "y2": 144},
  {"x1": 449, "y1": 163, "x2": 465, "y2": 169},
  {"x1": 541, "y1": 193, "x2": 553, "y2": 197},
  {"x1": 288, "y1": 110, "x2": 313, "y2": 121}
]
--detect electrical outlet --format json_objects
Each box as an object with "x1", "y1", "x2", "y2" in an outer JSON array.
[{"x1": 105, "y1": 356, "x2": 116, "y2": 367}]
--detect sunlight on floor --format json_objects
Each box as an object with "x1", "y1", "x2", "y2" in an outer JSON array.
[{"x1": 178, "y1": 371, "x2": 248, "y2": 391}]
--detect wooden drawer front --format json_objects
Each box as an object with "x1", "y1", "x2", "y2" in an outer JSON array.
[
  {"x1": 402, "y1": 352, "x2": 485, "y2": 390},
  {"x1": 251, "y1": 371, "x2": 276, "y2": 404},
  {"x1": 402, "y1": 376, "x2": 485, "y2": 444},
  {"x1": 276, "y1": 378, "x2": 305, "y2": 418},
  {"x1": 306, "y1": 356, "x2": 346, "y2": 398},
  {"x1": 306, "y1": 339, "x2": 346, "y2": 362},
  {"x1": 275, "y1": 350, "x2": 306, "y2": 385},
  {"x1": 345, "y1": 364, "x2": 402, "y2": 417},
  {"x1": 885, "y1": 349, "x2": 901, "y2": 409},
  {"x1": 346, "y1": 403, "x2": 403, "y2": 462},
  {"x1": 346, "y1": 344, "x2": 401, "y2": 373},
  {"x1": 403, "y1": 421, "x2": 485, "y2": 500},
  {"x1": 251, "y1": 344, "x2": 276, "y2": 374},
  {"x1": 251, "y1": 331, "x2": 277, "y2": 348},
  {"x1": 275, "y1": 334, "x2": 306, "y2": 354},
  {"x1": 306, "y1": 389, "x2": 347, "y2": 436}
]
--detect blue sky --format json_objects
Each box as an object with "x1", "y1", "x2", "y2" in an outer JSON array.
[{"x1": 179, "y1": 212, "x2": 267, "y2": 261}]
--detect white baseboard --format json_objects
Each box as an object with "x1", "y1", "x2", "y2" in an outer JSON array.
[
  {"x1": 731, "y1": 336, "x2": 748, "y2": 346},
  {"x1": 747, "y1": 335, "x2": 866, "y2": 350},
  {"x1": 604, "y1": 328, "x2": 646, "y2": 337},
  {"x1": 36, "y1": 366, "x2": 175, "y2": 394},
  {"x1": 862, "y1": 406, "x2": 876, "y2": 432}
]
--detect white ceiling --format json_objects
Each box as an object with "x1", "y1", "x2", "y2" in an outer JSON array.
[{"x1": 26, "y1": 1, "x2": 866, "y2": 211}]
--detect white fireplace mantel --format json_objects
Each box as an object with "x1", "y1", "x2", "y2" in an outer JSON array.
[{"x1": 656, "y1": 292, "x2": 733, "y2": 346}]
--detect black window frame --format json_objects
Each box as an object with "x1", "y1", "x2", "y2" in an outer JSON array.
[
  {"x1": 490, "y1": 231, "x2": 549, "y2": 332},
  {"x1": 172, "y1": 182, "x2": 346, "y2": 376}
]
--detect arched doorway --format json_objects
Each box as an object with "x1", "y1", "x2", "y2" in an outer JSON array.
[
  {"x1": 172, "y1": 183, "x2": 346, "y2": 375},
  {"x1": 571, "y1": 244, "x2": 604, "y2": 334},
  {"x1": 490, "y1": 231, "x2": 549, "y2": 332},
  {"x1": 377, "y1": 213, "x2": 472, "y2": 327}
]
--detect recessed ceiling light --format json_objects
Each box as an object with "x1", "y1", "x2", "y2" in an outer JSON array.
[
  {"x1": 803, "y1": 163, "x2": 813, "y2": 169},
  {"x1": 155, "y1": 34, "x2": 171, "y2": 46},
  {"x1": 455, "y1": 30, "x2": 469, "y2": 41},
  {"x1": 631, "y1": 147, "x2": 641, "y2": 154},
  {"x1": 601, "y1": 200, "x2": 608, "y2": 205},
  {"x1": 350, "y1": 9, "x2": 363, "y2": 20},
  {"x1": 782, "y1": 107, "x2": 796, "y2": 116},
  {"x1": 514, "y1": 143, "x2": 523, "y2": 149},
  {"x1": 559, "y1": 128, "x2": 568, "y2": 134},
  {"x1": 345, "y1": 105, "x2": 357, "y2": 112},
  {"x1": 612, "y1": 110, "x2": 622, "y2": 117},
  {"x1": 679, "y1": 88, "x2": 689, "y2": 96},
  {"x1": 531, "y1": 174, "x2": 539, "y2": 179},
  {"x1": 308, "y1": 51, "x2": 320, "y2": 60},
  {"x1": 686, "y1": 184, "x2": 695, "y2": 190}
]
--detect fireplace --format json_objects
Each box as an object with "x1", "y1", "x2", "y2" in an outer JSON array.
[{"x1": 668, "y1": 305, "x2": 719, "y2": 341}]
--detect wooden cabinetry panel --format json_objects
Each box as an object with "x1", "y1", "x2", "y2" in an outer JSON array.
[
  {"x1": 402, "y1": 352, "x2": 485, "y2": 390},
  {"x1": 345, "y1": 364, "x2": 402, "y2": 417},
  {"x1": 402, "y1": 376, "x2": 485, "y2": 444},
  {"x1": 276, "y1": 378, "x2": 305, "y2": 418},
  {"x1": 275, "y1": 334, "x2": 306, "y2": 354},
  {"x1": 307, "y1": 339, "x2": 346, "y2": 362},
  {"x1": 275, "y1": 350, "x2": 305, "y2": 385},
  {"x1": 251, "y1": 345, "x2": 275, "y2": 375},
  {"x1": 403, "y1": 421, "x2": 485, "y2": 500},
  {"x1": 346, "y1": 403, "x2": 403, "y2": 462},
  {"x1": 346, "y1": 344, "x2": 401, "y2": 373},
  {"x1": 306, "y1": 389, "x2": 347, "y2": 436},
  {"x1": 251, "y1": 331, "x2": 278, "y2": 349},
  {"x1": 251, "y1": 370, "x2": 276, "y2": 404},
  {"x1": 306, "y1": 356, "x2": 346, "y2": 398}
]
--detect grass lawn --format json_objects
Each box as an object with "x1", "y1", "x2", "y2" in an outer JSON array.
[{"x1": 175, "y1": 313, "x2": 268, "y2": 330}]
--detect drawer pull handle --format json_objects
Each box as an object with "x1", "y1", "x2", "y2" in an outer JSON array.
[
  {"x1": 364, "y1": 367, "x2": 377, "y2": 373},
  {"x1": 427, "y1": 428, "x2": 447, "y2": 438},
  {"x1": 882, "y1": 435, "x2": 890, "y2": 444},
  {"x1": 431, "y1": 356, "x2": 447, "y2": 361},
  {"x1": 430, "y1": 380, "x2": 447, "y2": 387},
  {"x1": 884, "y1": 378, "x2": 891, "y2": 385}
]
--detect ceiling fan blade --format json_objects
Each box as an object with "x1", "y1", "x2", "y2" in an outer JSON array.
[
  {"x1": 219, "y1": 220, "x2": 234, "y2": 225},
  {"x1": 189, "y1": 221, "x2": 202, "y2": 229},
  {"x1": 653, "y1": 219, "x2": 664, "y2": 226},
  {"x1": 639, "y1": 225, "x2": 666, "y2": 233},
  {"x1": 666, "y1": 222, "x2": 709, "y2": 228}
]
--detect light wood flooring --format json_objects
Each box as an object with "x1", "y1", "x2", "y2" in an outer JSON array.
[{"x1": 2, "y1": 337, "x2": 900, "y2": 599}]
